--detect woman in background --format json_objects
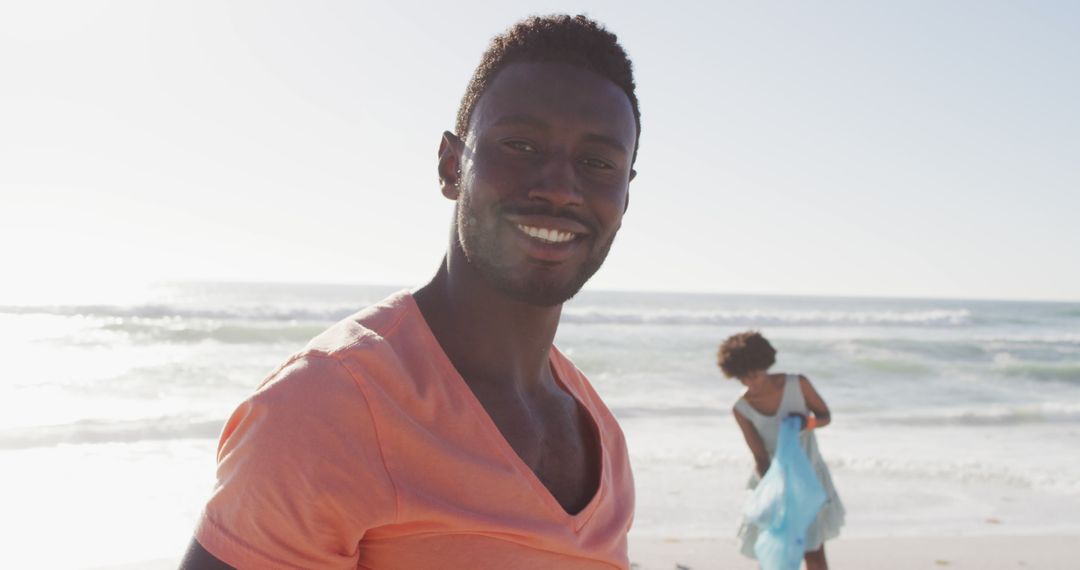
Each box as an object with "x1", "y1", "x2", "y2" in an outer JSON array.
[{"x1": 718, "y1": 330, "x2": 845, "y2": 570}]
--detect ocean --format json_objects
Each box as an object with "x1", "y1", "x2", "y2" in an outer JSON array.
[{"x1": 3, "y1": 282, "x2": 1079, "y2": 568}]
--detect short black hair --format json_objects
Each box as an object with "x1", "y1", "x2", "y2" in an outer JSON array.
[
  {"x1": 455, "y1": 14, "x2": 641, "y2": 164},
  {"x1": 717, "y1": 331, "x2": 777, "y2": 379}
]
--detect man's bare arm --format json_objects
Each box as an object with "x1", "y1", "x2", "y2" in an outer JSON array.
[{"x1": 178, "y1": 539, "x2": 234, "y2": 570}]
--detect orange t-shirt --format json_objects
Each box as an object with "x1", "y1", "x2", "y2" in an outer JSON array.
[{"x1": 194, "y1": 291, "x2": 635, "y2": 569}]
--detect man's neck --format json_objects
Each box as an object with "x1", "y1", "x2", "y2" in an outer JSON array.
[{"x1": 413, "y1": 252, "x2": 563, "y2": 394}]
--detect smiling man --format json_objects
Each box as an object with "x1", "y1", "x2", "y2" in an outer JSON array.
[{"x1": 181, "y1": 14, "x2": 641, "y2": 570}]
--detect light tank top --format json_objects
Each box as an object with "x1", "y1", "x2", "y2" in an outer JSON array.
[{"x1": 733, "y1": 374, "x2": 808, "y2": 457}]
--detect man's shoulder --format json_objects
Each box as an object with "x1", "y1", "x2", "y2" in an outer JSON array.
[
  {"x1": 300, "y1": 289, "x2": 406, "y2": 351},
  {"x1": 304, "y1": 289, "x2": 419, "y2": 356},
  {"x1": 257, "y1": 290, "x2": 422, "y2": 392}
]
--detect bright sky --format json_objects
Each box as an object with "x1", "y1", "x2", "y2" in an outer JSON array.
[{"x1": 2, "y1": 1, "x2": 1078, "y2": 302}]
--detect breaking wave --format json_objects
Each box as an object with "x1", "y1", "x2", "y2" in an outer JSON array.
[
  {"x1": 0, "y1": 303, "x2": 359, "y2": 322},
  {"x1": 562, "y1": 307, "x2": 973, "y2": 327},
  {"x1": 0, "y1": 416, "x2": 224, "y2": 449},
  {"x1": 873, "y1": 404, "x2": 1080, "y2": 426}
]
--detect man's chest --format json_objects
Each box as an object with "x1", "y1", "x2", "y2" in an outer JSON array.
[{"x1": 491, "y1": 397, "x2": 602, "y2": 514}]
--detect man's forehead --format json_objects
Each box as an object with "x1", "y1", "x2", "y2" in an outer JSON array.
[{"x1": 468, "y1": 62, "x2": 636, "y2": 145}]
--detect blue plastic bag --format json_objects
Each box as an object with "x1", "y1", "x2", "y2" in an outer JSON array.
[{"x1": 742, "y1": 415, "x2": 827, "y2": 570}]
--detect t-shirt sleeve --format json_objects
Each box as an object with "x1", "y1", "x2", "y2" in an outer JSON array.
[{"x1": 194, "y1": 354, "x2": 397, "y2": 570}]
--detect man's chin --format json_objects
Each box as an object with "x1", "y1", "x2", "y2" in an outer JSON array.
[
  {"x1": 460, "y1": 235, "x2": 605, "y2": 306},
  {"x1": 491, "y1": 276, "x2": 584, "y2": 307},
  {"x1": 513, "y1": 287, "x2": 579, "y2": 307}
]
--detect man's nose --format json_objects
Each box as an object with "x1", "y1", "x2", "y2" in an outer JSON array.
[{"x1": 527, "y1": 153, "x2": 583, "y2": 208}]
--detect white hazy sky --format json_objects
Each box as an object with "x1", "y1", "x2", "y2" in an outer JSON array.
[{"x1": 2, "y1": 1, "x2": 1078, "y2": 302}]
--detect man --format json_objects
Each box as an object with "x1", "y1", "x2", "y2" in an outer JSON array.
[{"x1": 181, "y1": 14, "x2": 641, "y2": 569}]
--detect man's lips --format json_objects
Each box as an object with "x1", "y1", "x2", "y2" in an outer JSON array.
[
  {"x1": 515, "y1": 223, "x2": 577, "y2": 244},
  {"x1": 506, "y1": 214, "x2": 590, "y2": 243},
  {"x1": 504, "y1": 214, "x2": 590, "y2": 260}
]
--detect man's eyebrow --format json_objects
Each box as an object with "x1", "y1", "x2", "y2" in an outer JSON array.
[
  {"x1": 492, "y1": 114, "x2": 549, "y2": 129},
  {"x1": 492, "y1": 114, "x2": 630, "y2": 156},
  {"x1": 582, "y1": 133, "x2": 630, "y2": 156}
]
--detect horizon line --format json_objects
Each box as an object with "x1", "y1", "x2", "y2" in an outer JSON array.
[{"x1": 148, "y1": 278, "x2": 1080, "y2": 305}]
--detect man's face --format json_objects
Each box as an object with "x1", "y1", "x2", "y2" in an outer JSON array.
[{"x1": 453, "y1": 62, "x2": 637, "y2": 306}]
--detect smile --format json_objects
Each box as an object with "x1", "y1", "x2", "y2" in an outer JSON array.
[{"x1": 516, "y1": 224, "x2": 577, "y2": 244}]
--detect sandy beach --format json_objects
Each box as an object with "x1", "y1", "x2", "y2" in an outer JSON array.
[
  {"x1": 98, "y1": 535, "x2": 1080, "y2": 569},
  {"x1": 629, "y1": 535, "x2": 1080, "y2": 570}
]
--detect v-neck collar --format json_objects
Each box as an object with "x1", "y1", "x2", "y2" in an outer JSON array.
[
  {"x1": 741, "y1": 375, "x2": 792, "y2": 418},
  {"x1": 402, "y1": 292, "x2": 606, "y2": 531}
]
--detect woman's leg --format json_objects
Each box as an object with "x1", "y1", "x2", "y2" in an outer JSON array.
[{"x1": 804, "y1": 544, "x2": 827, "y2": 570}]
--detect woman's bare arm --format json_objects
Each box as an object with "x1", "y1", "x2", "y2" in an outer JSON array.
[
  {"x1": 798, "y1": 375, "x2": 831, "y2": 429},
  {"x1": 733, "y1": 405, "x2": 771, "y2": 477}
]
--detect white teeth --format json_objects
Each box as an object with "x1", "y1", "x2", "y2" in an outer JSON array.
[{"x1": 516, "y1": 224, "x2": 576, "y2": 244}]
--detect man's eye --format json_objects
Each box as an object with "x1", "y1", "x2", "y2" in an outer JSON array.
[
  {"x1": 504, "y1": 140, "x2": 537, "y2": 153},
  {"x1": 581, "y1": 157, "x2": 614, "y2": 170}
]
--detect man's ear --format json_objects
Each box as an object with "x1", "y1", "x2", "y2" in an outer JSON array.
[
  {"x1": 438, "y1": 131, "x2": 464, "y2": 200},
  {"x1": 624, "y1": 169, "x2": 636, "y2": 213}
]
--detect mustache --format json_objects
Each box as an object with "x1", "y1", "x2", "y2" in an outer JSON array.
[{"x1": 499, "y1": 205, "x2": 596, "y2": 233}]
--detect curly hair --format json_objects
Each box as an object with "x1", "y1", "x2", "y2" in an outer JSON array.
[
  {"x1": 717, "y1": 331, "x2": 777, "y2": 379},
  {"x1": 454, "y1": 14, "x2": 641, "y2": 164}
]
